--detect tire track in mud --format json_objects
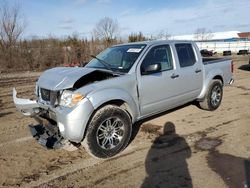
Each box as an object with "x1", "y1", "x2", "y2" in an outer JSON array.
[
  {"x1": 0, "y1": 89, "x2": 35, "y2": 107},
  {"x1": 0, "y1": 77, "x2": 37, "y2": 86},
  {"x1": 0, "y1": 84, "x2": 35, "y2": 111},
  {"x1": 21, "y1": 145, "x2": 139, "y2": 188},
  {"x1": 0, "y1": 111, "x2": 13, "y2": 118},
  {"x1": 0, "y1": 89, "x2": 34, "y2": 98},
  {"x1": 18, "y1": 118, "x2": 241, "y2": 188},
  {"x1": 0, "y1": 75, "x2": 38, "y2": 81},
  {"x1": 231, "y1": 85, "x2": 250, "y2": 91},
  {"x1": 92, "y1": 163, "x2": 144, "y2": 187},
  {"x1": 0, "y1": 72, "x2": 40, "y2": 79},
  {"x1": 0, "y1": 136, "x2": 33, "y2": 148}
]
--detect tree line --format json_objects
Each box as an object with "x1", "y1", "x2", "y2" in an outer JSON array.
[
  {"x1": 0, "y1": 2, "x2": 212, "y2": 72},
  {"x1": 0, "y1": 2, "x2": 152, "y2": 72}
]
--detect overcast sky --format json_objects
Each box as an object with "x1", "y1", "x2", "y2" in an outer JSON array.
[{"x1": 6, "y1": 0, "x2": 250, "y2": 39}]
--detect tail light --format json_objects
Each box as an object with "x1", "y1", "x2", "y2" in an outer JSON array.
[{"x1": 231, "y1": 60, "x2": 234, "y2": 73}]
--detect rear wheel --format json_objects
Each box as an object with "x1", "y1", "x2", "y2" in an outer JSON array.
[
  {"x1": 83, "y1": 105, "x2": 132, "y2": 158},
  {"x1": 199, "y1": 80, "x2": 223, "y2": 111}
]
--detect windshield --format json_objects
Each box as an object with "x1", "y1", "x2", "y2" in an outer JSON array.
[{"x1": 86, "y1": 44, "x2": 146, "y2": 73}]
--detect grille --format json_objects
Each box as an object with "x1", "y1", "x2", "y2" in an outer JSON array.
[
  {"x1": 40, "y1": 88, "x2": 50, "y2": 101},
  {"x1": 39, "y1": 88, "x2": 58, "y2": 106}
]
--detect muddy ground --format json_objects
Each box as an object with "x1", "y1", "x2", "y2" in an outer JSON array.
[{"x1": 0, "y1": 56, "x2": 250, "y2": 188}]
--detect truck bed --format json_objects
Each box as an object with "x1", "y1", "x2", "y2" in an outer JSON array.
[
  {"x1": 202, "y1": 57, "x2": 233, "y2": 87},
  {"x1": 203, "y1": 57, "x2": 230, "y2": 65}
]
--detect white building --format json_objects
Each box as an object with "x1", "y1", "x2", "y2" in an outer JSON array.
[
  {"x1": 171, "y1": 31, "x2": 241, "y2": 41},
  {"x1": 167, "y1": 31, "x2": 250, "y2": 53}
]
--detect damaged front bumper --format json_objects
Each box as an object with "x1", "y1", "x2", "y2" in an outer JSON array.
[
  {"x1": 29, "y1": 124, "x2": 63, "y2": 149},
  {"x1": 13, "y1": 88, "x2": 40, "y2": 116},
  {"x1": 13, "y1": 88, "x2": 94, "y2": 148}
]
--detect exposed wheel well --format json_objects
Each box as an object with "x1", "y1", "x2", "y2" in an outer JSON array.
[
  {"x1": 213, "y1": 75, "x2": 223, "y2": 84},
  {"x1": 95, "y1": 99, "x2": 133, "y2": 122}
]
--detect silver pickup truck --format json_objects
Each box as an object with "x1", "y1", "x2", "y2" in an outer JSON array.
[{"x1": 13, "y1": 40, "x2": 234, "y2": 158}]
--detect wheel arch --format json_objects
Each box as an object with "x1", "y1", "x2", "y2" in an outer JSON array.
[
  {"x1": 93, "y1": 99, "x2": 134, "y2": 122},
  {"x1": 213, "y1": 75, "x2": 224, "y2": 84},
  {"x1": 87, "y1": 88, "x2": 139, "y2": 123},
  {"x1": 197, "y1": 70, "x2": 224, "y2": 100}
]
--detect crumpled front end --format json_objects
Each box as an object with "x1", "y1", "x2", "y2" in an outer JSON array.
[
  {"x1": 13, "y1": 87, "x2": 94, "y2": 149},
  {"x1": 13, "y1": 87, "x2": 65, "y2": 149}
]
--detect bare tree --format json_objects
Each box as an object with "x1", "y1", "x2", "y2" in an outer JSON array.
[
  {"x1": 0, "y1": 1, "x2": 26, "y2": 68},
  {"x1": 155, "y1": 30, "x2": 171, "y2": 40},
  {"x1": 194, "y1": 28, "x2": 213, "y2": 41},
  {"x1": 128, "y1": 32, "x2": 147, "y2": 42},
  {"x1": 93, "y1": 17, "x2": 119, "y2": 46}
]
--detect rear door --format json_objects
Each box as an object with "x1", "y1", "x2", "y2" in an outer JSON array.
[{"x1": 173, "y1": 43, "x2": 203, "y2": 101}]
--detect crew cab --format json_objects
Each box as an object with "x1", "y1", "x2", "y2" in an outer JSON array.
[{"x1": 13, "y1": 40, "x2": 234, "y2": 158}]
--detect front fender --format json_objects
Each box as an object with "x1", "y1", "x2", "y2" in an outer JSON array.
[
  {"x1": 87, "y1": 88, "x2": 139, "y2": 123},
  {"x1": 197, "y1": 70, "x2": 223, "y2": 100}
]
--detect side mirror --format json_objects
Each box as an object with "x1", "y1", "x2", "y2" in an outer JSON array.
[{"x1": 141, "y1": 63, "x2": 161, "y2": 75}]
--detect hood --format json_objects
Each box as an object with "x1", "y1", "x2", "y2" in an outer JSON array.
[
  {"x1": 37, "y1": 67, "x2": 117, "y2": 91},
  {"x1": 37, "y1": 67, "x2": 96, "y2": 90}
]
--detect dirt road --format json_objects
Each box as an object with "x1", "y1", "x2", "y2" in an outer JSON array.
[{"x1": 0, "y1": 56, "x2": 250, "y2": 188}]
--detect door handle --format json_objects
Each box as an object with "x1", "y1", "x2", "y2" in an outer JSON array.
[
  {"x1": 171, "y1": 74, "x2": 179, "y2": 79},
  {"x1": 195, "y1": 69, "x2": 202, "y2": 73}
]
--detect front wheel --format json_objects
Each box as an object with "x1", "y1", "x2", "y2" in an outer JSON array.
[
  {"x1": 83, "y1": 105, "x2": 132, "y2": 158},
  {"x1": 199, "y1": 80, "x2": 223, "y2": 111}
]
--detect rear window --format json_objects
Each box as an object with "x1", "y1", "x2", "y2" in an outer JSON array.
[{"x1": 175, "y1": 43, "x2": 196, "y2": 67}]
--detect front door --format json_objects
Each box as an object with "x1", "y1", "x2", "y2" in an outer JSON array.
[{"x1": 137, "y1": 44, "x2": 180, "y2": 116}]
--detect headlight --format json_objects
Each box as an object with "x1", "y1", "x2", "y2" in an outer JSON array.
[{"x1": 60, "y1": 90, "x2": 84, "y2": 107}]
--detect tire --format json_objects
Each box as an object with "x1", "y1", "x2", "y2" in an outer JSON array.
[
  {"x1": 199, "y1": 79, "x2": 223, "y2": 111},
  {"x1": 83, "y1": 105, "x2": 132, "y2": 158}
]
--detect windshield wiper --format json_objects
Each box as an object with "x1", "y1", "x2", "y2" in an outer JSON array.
[{"x1": 90, "y1": 55, "x2": 112, "y2": 71}]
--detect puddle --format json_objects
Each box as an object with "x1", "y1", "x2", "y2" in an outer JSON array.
[
  {"x1": 140, "y1": 124, "x2": 161, "y2": 135},
  {"x1": 195, "y1": 138, "x2": 222, "y2": 151}
]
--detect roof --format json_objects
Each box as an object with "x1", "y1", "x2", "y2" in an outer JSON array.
[
  {"x1": 115, "y1": 40, "x2": 194, "y2": 47},
  {"x1": 238, "y1": 32, "x2": 250, "y2": 38}
]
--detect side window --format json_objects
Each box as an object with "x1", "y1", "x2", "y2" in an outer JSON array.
[
  {"x1": 175, "y1": 43, "x2": 196, "y2": 67},
  {"x1": 141, "y1": 45, "x2": 173, "y2": 74}
]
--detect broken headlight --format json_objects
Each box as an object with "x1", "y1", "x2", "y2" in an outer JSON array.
[{"x1": 60, "y1": 90, "x2": 84, "y2": 108}]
